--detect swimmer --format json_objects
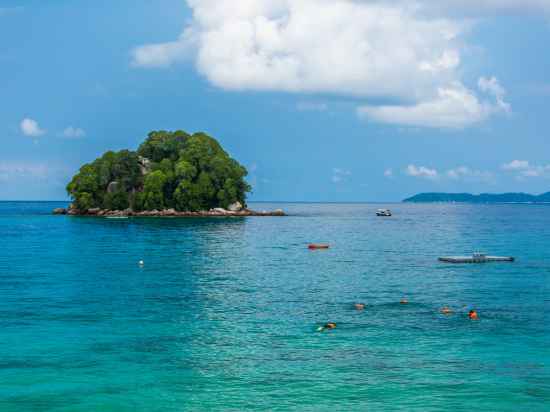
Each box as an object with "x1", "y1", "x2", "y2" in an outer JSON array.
[
  {"x1": 468, "y1": 310, "x2": 479, "y2": 320},
  {"x1": 400, "y1": 298, "x2": 409, "y2": 304},
  {"x1": 354, "y1": 303, "x2": 365, "y2": 311},
  {"x1": 317, "y1": 322, "x2": 337, "y2": 332},
  {"x1": 440, "y1": 306, "x2": 453, "y2": 314}
]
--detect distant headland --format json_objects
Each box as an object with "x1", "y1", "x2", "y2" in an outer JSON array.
[
  {"x1": 54, "y1": 130, "x2": 284, "y2": 217},
  {"x1": 403, "y1": 192, "x2": 550, "y2": 203}
]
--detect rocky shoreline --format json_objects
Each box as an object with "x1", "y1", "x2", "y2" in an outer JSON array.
[{"x1": 52, "y1": 206, "x2": 285, "y2": 217}]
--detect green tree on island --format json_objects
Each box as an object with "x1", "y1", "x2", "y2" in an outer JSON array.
[{"x1": 67, "y1": 131, "x2": 251, "y2": 212}]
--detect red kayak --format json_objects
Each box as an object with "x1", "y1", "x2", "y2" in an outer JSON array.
[{"x1": 308, "y1": 244, "x2": 330, "y2": 250}]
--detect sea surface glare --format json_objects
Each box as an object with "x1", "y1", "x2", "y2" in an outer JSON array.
[{"x1": 0, "y1": 202, "x2": 549, "y2": 411}]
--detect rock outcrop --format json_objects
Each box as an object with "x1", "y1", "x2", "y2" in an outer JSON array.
[
  {"x1": 138, "y1": 156, "x2": 151, "y2": 175},
  {"x1": 227, "y1": 201, "x2": 243, "y2": 212},
  {"x1": 53, "y1": 206, "x2": 285, "y2": 217},
  {"x1": 106, "y1": 181, "x2": 120, "y2": 193}
]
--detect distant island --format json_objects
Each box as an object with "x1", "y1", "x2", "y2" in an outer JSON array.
[
  {"x1": 54, "y1": 130, "x2": 283, "y2": 217},
  {"x1": 403, "y1": 192, "x2": 550, "y2": 203}
]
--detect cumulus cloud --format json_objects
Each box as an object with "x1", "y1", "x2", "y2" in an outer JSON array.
[
  {"x1": 132, "y1": 0, "x2": 515, "y2": 128},
  {"x1": 358, "y1": 78, "x2": 509, "y2": 128},
  {"x1": 20, "y1": 118, "x2": 45, "y2": 137},
  {"x1": 502, "y1": 160, "x2": 550, "y2": 178},
  {"x1": 406, "y1": 164, "x2": 439, "y2": 179},
  {"x1": 133, "y1": 1, "x2": 464, "y2": 99},
  {"x1": 61, "y1": 126, "x2": 86, "y2": 139}
]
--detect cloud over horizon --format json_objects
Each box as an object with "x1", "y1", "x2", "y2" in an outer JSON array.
[
  {"x1": 61, "y1": 126, "x2": 86, "y2": 139},
  {"x1": 502, "y1": 160, "x2": 550, "y2": 178}
]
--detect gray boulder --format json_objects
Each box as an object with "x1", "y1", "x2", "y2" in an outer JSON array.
[
  {"x1": 228, "y1": 201, "x2": 243, "y2": 212},
  {"x1": 107, "y1": 181, "x2": 119, "y2": 193}
]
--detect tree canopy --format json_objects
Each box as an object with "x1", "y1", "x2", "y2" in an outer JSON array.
[{"x1": 67, "y1": 130, "x2": 251, "y2": 211}]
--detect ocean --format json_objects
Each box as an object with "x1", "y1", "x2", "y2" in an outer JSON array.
[{"x1": 0, "y1": 201, "x2": 549, "y2": 411}]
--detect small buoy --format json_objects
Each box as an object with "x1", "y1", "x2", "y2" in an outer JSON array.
[
  {"x1": 308, "y1": 243, "x2": 329, "y2": 250},
  {"x1": 139, "y1": 260, "x2": 144, "y2": 266},
  {"x1": 400, "y1": 298, "x2": 409, "y2": 304},
  {"x1": 468, "y1": 310, "x2": 478, "y2": 320}
]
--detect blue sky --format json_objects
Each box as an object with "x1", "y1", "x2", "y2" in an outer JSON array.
[{"x1": 1, "y1": 0, "x2": 550, "y2": 201}]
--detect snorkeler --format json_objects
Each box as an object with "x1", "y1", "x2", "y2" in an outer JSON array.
[
  {"x1": 354, "y1": 303, "x2": 365, "y2": 310},
  {"x1": 468, "y1": 310, "x2": 479, "y2": 320},
  {"x1": 440, "y1": 306, "x2": 453, "y2": 314},
  {"x1": 317, "y1": 322, "x2": 337, "y2": 332}
]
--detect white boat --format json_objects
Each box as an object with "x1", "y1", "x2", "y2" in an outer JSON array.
[
  {"x1": 105, "y1": 216, "x2": 129, "y2": 219},
  {"x1": 376, "y1": 209, "x2": 392, "y2": 217}
]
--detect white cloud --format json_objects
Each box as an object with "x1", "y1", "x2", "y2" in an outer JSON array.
[
  {"x1": 405, "y1": 163, "x2": 496, "y2": 182},
  {"x1": 446, "y1": 166, "x2": 494, "y2": 182},
  {"x1": 131, "y1": 29, "x2": 194, "y2": 68},
  {"x1": 332, "y1": 167, "x2": 352, "y2": 183},
  {"x1": 62, "y1": 126, "x2": 86, "y2": 139},
  {"x1": 406, "y1": 164, "x2": 439, "y2": 179},
  {"x1": 137, "y1": 0, "x2": 465, "y2": 101},
  {"x1": 358, "y1": 78, "x2": 509, "y2": 128},
  {"x1": 20, "y1": 118, "x2": 45, "y2": 137},
  {"x1": 0, "y1": 162, "x2": 50, "y2": 182},
  {"x1": 478, "y1": 76, "x2": 510, "y2": 113},
  {"x1": 132, "y1": 0, "x2": 515, "y2": 129},
  {"x1": 502, "y1": 160, "x2": 550, "y2": 178},
  {"x1": 502, "y1": 160, "x2": 530, "y2": 171}
]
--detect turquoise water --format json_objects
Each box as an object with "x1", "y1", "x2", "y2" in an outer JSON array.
[{"x1": 0, "y1": 201, "x2": 549, "y2": 411}]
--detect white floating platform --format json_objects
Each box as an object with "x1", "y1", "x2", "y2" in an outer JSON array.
[{"x1": 439, "y1": 255, "x2": 514, "y2": 263}]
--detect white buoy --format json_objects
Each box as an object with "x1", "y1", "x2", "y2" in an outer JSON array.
[{"x1": 139, "y1": 260, "x2": 144, "y2": 266}]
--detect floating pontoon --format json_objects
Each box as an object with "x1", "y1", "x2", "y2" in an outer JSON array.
[{"x1": 438, "y1": 253, "x2": 514, "y2": 263}]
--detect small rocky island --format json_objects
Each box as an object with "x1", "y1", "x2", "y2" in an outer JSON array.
[{"x1": 54, "y1": 130, "x2": 284, "y2": 217}]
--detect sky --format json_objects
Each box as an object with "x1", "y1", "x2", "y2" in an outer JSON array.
[{"x1": 1, "y1": 0, "x2": 550, "y2": 201}]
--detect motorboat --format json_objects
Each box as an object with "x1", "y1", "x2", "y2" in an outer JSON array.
[{"x1": 376, "y1": 209, "x2": 392, "y2": 217}]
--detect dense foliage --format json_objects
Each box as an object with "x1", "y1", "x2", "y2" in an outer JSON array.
[{"x1": 67, "y1": 131, "x2": 251, "y2": 211}]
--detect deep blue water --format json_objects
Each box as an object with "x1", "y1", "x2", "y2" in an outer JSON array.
[{"x1": 0, "y1": 201, "x2": 549, "y2": 411}]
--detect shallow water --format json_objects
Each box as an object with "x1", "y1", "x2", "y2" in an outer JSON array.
[{"x1": 0, "y1": 201, "x2": 549, "y2": 411}]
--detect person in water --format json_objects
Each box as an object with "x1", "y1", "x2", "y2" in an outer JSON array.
[
  {"x1": 440, "y1": 306, "x2": 453, "y2": 314},
  {"x1": 468, "y1": 310, "x2": 479, "y2": 320},
  {"x1": 400, "y1": 298, "x2": 409, "y2": 304},
  {"x1": 354, "y1": 303, "x2": 365, "y2": 310},
  {"x1": 318, "y1": 322, "x2": 337, "y2": 331}
]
